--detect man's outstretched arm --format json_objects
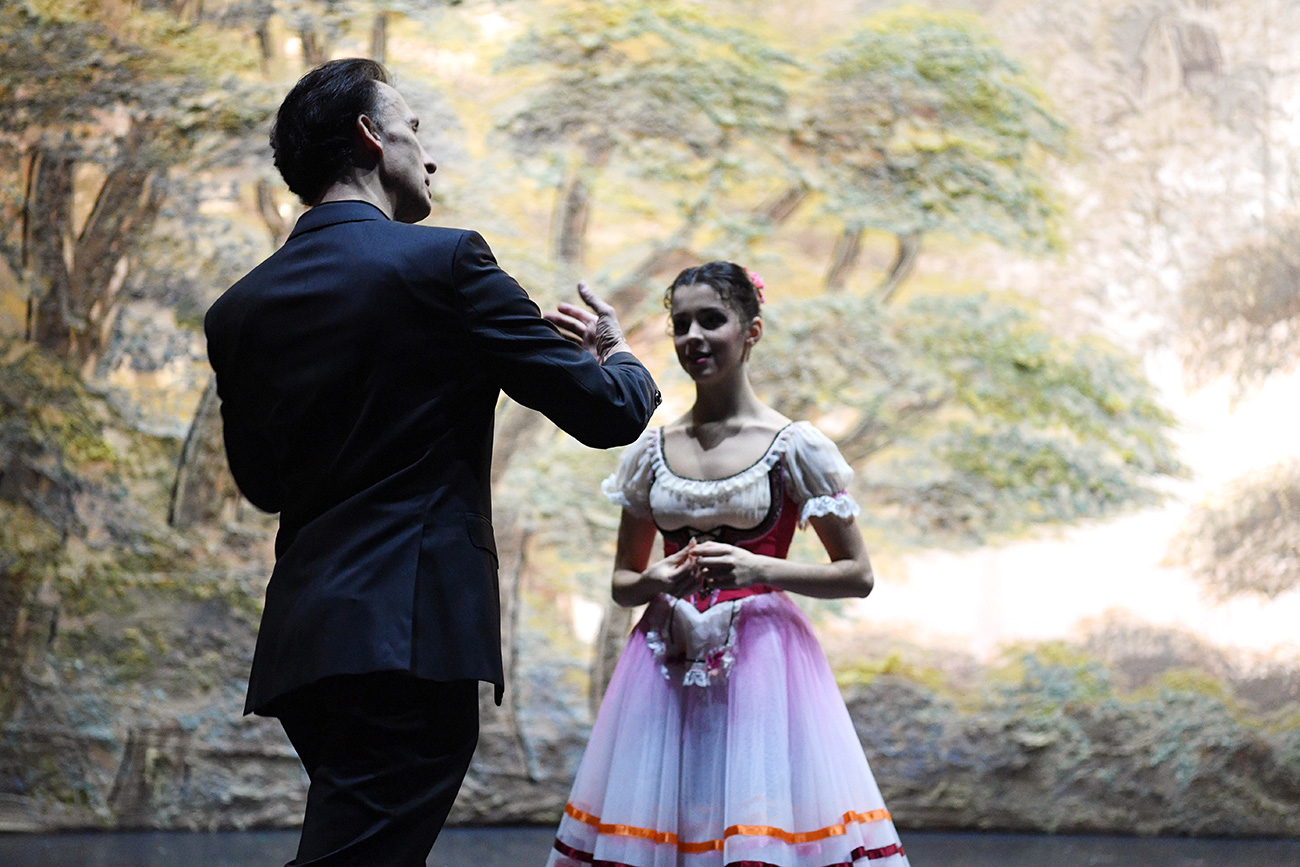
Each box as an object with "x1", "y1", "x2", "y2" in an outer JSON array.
[{"x1": 451, "y1": 231, "x2": 660, "y2": 448}]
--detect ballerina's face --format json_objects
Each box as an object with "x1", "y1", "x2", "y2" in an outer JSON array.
[{"x1": 669, "y1": 282, "x2": 759, "y2": 382}]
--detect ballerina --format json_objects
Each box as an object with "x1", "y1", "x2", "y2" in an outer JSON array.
[{"x1": 546, "y1": 261, "x2": 909, "y2": 867}]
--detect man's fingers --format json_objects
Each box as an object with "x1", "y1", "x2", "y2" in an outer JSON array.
[
  {"x1": 576, "y1": 281, "x2": 615, "y2": 315},
  {"x1": 543, "y1": 311, "x2": 587, "y2": 340},
  {"x1": 542, "y1": 311, "x2": 579, "y2": 332},
  {"x1": 554, "y1": 301, "x2": 597, "y2": 325}
]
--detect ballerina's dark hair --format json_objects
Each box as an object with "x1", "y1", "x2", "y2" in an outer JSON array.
[
  {"x1": 271, "y1": 58, "x2": 391, "y2": 206},
  {"x1": 664, "y1": 261, "x2": 762, "y2": 319}
]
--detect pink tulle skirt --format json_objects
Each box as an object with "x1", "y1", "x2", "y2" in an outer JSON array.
[{"x1": 546, "y1": 592, "x2": 910, "y2": 867}]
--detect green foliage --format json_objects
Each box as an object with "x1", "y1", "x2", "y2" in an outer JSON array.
[
  {"x1": 0, "y1": 341, "x2": 116, "y2": 469},
  {"x1": 0, "y1": 338, "x2": 265, "y2": 700},
  {"x1": 803, "y1": 7, "x2": 1066, "y2": 248},
  {"x1": 1180, "y1": 221, "x2": 1300, "y2": 399},
  {"x1": 835, "y1": 648, "x2": 950, "y2": 693},
  {"x1": 754, "y1": 292, "x2": 1181, "y2": 546},
  {"x1": 838, "y1": 633, "x2": 1300, "y2": 835},
  {"x1": 499, "y1": 0, "x2": 792, "y2": 150},
  {"x1": 0, "y1": 0, "x2": 275, "y2": 366},
  {"x1": 991, "y1": 642, "x2": 1116, "y2": 709},
  {"x1": 496, "y1": 0, "x2": 797, "y2": 230},
  {"x1": 0, "y1": 0, "x2": 264, "y2": 135},
  {"x1": 1168, "y1": 460, "x2": 1300, "y2": 600}
]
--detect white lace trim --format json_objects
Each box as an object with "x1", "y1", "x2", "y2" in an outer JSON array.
[
  {"x1": 648, "y1": 424, "x2": 795, "y2": 499},
  {"x1": 799, "y1": 492, "x2": 861, "y2": 527},
  {"x1": 600, "y1": 476, "x2": 633, "y2": 509},
  {"x1": 602, "y1": 420, "x2": 859, "y2": 527},
  {"x1": 644, "y1": 628, "x2": 672, "y2": 682}
]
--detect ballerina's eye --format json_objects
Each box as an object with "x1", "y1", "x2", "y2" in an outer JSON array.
[{"x1": 697, "y1": 310, "x2": 729, "y2": 329}]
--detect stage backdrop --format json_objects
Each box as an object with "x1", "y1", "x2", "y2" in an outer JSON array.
[{"x1": 1, "y1": 0, "x2": 1297, "y2": 836}]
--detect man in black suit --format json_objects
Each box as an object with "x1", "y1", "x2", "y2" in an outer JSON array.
[{"x1": 204, "y1": 59, "x2": 659, "y2": 866}]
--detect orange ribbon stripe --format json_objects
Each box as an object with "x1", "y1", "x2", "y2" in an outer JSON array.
[
  {"x1": 564, "y1": 803, "x2": 683, "y2": 847},
  {"x1": 564, "y1": 803, "x2": 892, "y2": 853}
]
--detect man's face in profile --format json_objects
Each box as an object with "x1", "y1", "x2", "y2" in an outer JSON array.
[{"x1": 371, "y1": 82, "x2": 437, "y2": 223}]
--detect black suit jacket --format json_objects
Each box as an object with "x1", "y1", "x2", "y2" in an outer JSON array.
[{"x1": 204, "y1": 201, "x2": 658, "y2": 715}]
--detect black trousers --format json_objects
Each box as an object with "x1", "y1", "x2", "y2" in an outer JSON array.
[{"x1": 273, "y1": 672, "x2": 480, "y2": 867}]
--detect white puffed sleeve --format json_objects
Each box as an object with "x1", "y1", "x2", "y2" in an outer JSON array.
[
  {"x1": 782, "y1": 421, "x2": 861, "y2": 526},
  {"x1": 600, "y1": 427, "x2": 659, "y2": 519}
]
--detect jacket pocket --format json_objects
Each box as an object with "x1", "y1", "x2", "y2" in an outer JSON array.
[{"x1": 463, "y1": 512, "x2": 498, "y2": 566}]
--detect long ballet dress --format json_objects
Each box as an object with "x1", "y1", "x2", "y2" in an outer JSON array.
[{"x1": 546, "y1": 422, "x2": 909, "y2": 867}]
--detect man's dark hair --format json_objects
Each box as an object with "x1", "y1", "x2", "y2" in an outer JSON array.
[{"x1": 271, "y1": 58, "x2": 391, "y2": 206}]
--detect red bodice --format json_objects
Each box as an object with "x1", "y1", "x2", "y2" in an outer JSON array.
[{"x1": 661, "y1": 461, "x2": 799, "y2": 612}]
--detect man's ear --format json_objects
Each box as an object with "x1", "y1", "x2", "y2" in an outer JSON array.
[{"x1": 356, "y1": 114, "x2": 384, "y2": 159}]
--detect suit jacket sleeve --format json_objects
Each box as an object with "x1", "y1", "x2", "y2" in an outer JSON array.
[
  {"x1": 216, "y1": 382, "x2": 285, "y2": 514},
  {"x1": 451, "y1": 230, "x2": 659, "y2": 448}
]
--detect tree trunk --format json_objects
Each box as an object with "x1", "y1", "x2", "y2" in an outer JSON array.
[
  {"x1": 605, "y1": 183, "x2": 807, "y2": 319},
  {"x1": 758, "y1": 184, "x2": 808, "y2": 226},
  {"x1": 606, "y1": 243, "x2": 702, "y2": 318},
  {"x1": 107, "y1": 723, "x2": 190, "y2": 828},
  {"x1": 370, "y1": 13, "x2": 388, "y2": 65},
  {"x1": 876, "y1": 231, "x2": 923, "y2": 304},
  {"x1": 169, "y1": 376, "x2": 239, "y2": 529},
  {"x1": 553, "y1": 175, "x2": 592, "y2": 268},
  {"x1": 491, "y1": 399, "x2": 545, "y2": 487},
  {"x1": 25, "y1": 124, "x2": 166, "y2": 368},
  {"x1": 300, "y1": 27, "x2": 331, "y2": 67},
  {"x1": 25, "y1": 144, "x2": 75, "y2": 358},
  {"x1": 69, "y1": 122, "x2": 165, "y2": 361},
  {"x1": 172, "y1": 0, "x2": 203, "y2": 23},
  {"x1": 553, "y1": 142, "x2": 612, "y2": 270},
  {"x1": 254, "y1": 14, "x2": 277, "y2": 76},
  {"x1": 0, "y1": 556, "x2": 34, "y2": 720},
  {"x1": 825, "y1": 224, "x2": 864, "y2": 292}
]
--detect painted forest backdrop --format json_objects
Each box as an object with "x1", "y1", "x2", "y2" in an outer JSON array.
[{"x1": 1, "y1": 0, "x2": 1299, "y2": 836}]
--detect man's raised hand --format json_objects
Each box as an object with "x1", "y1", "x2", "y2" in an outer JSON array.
[{"x1": 544, "y1": 282, "x2": 632, "y2": 363}]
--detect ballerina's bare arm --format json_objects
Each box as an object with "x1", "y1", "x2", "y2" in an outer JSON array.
[
  {"x1": 690, "y1": 512, "x2": 873, "y2": 600},
  {"x1": 611, "y1": 510, "x2": 701, "y2": 607}
]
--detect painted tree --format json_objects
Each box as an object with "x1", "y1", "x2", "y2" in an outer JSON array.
[
  {"x1": 1169, "y1": 461, "x2": 1300, "y2": 600},
  {"x1": 0, "y1": 0, "x2": 265, "y2": 370},
  {"x1": 801, "y1": 9, "x2": 1067, "y2": 295},
  {"x1": 755, "y1": 293, "x2": 1180, "y2": 544},
  {"x1": 1179, "y1": 222, "x2": 1300, "y2": 399},
  {"x1": 1173, "y1": 221, "x2": 1300, "y2": 599},
  {"x1": 497, "y1": 0, "x2": 794, "y2": 281}
]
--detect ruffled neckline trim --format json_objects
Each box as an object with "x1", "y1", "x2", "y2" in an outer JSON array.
[{"x1": 651, "y1": 422, "x2": 800, "y2": 497}]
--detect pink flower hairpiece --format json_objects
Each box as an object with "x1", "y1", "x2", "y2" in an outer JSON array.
[{"x1": 746, "y1": 269, "x2": 766, "y2": 304}]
